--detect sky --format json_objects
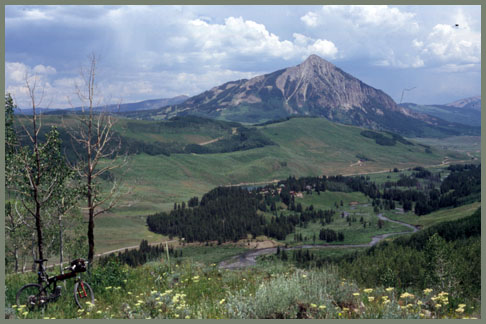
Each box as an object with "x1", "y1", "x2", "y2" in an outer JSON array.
[{"x1": 5, "y1": 5, "x2": 481, "y2": 109}]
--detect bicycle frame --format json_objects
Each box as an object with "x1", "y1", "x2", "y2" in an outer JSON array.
[{"x1": 36, "y1": 263, "x2": 84, "y2": 300}]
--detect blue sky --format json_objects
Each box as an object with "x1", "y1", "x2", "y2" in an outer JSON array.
[{"x1": 5, "y1": 5, "x2": 481, "y2": 108}]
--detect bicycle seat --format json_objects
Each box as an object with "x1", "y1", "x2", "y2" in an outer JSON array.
[{"x1": 34, "y1": 259, "x2": 48, "y2": 263}]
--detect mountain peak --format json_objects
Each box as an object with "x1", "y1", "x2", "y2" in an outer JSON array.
[{"x1": 302, "y1": 54, "x2": 332, "y2": 66}]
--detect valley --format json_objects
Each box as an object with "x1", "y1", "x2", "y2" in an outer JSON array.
[
  {"x1": 87, "y1": 116, "x2": 472, "y2": 253},
  {"x1": 6, "y1": 5, "x2": 481, "y2": 319}
]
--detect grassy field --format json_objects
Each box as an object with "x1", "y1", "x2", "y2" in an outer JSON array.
[
  {"x1": 384, "y1": 202, "x2": 481, "y2": 229},
  {"x1": 412, "y1": 136, "x2": 481, "y2": 160},
  {"x1": 109, "y1": 117, "x2": 465, "y2": 216},
  {"x1": 280, "y1": 191, "x2": 413, "y2": 246}
]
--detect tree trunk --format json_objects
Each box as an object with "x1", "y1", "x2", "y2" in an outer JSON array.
[
  {"x1": 31, "y1": 235, "x2": 37, "y2": 272},
  {"x1": 34, "y1": 202, "x2": 44, "y2": 261},
  {"x1": 14, "y1": 247, "x2": 19, "y2": 273},
  {"x1": 87, "y1": 178, "x2": 95, "y2": 263},
  {"x1": 59, "y1": 215, "x2": 64, "y2": 273}
]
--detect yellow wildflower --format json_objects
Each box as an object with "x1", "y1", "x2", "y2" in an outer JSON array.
[
  {"x1": 385, "y1": 287, "x2": 394, "y2": 292},
  {"x1": 342, "y1": 307, "x2": 349, "y2": 311},
  {"x1": 105, "y1": 286, "x2": 112, "y2": 290},
  {"x1": 383, "y1": 299, "x2": 390, "y2": 305},
  {"x1": 455, "y1": 308, "x2": 464, "y2": 313},
  {"x1": 406, "y1": 304, "x2": 413, "y2": 308},
  {"x1": 417, "y1": 300, "x2": 423, "y2": 305},
  {"x1": 436, "y1": 304, "x2": 442, "y2": 308},
  {"x1": 185, "y1": 315, "x2": 190, "y2": 319},
  {"x1": 44, "y1": 317, "x2": 50, "y2": 319},
  {"x1": 310, "y1": 303, "x2": 317, "y2": 308},
  {"x1": 458, "y1": 304, "x2": 466, "y2": 308},
  {"x1": 363, "y1": 288, "x2": 373, "y2": 293},
  {"x1": 97, "y1": 311, "x2": 102, "y2": 314},
  {"x1": 423, "y1": 288, "x2": 433, "y2": 294},
  {"x1": 319, "y1": 305, "x2": 326, "y2": 310},
  {"x1": 174, "y1": 314, "x2": 179, "y2": 318},
  {"x1": 127, "y1": 292, "x2": 132, "y2": 295},
  {"x1": 368, "y1": 297, "x2": 375, "y2": 302},
  {"x1": 353, "y1": 293, "x2": 360, "y2": 296},
  {"x1": 12, "y1": 305, "x2": 17, "y2": 308},
  {"x1": 400, "y1": 292, "x2": 415, "y2": 299},
  {"x1": 302, "y1": 274, "x2": 307, "y2": 278},
  {"x1": 22, "y1": 311, "x2": 28, "y2": 316},
  {"x1": 219, "y1": 299, "x2": 226, "y2": 305}
]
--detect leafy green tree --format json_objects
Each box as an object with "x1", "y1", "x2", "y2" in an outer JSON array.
[
  {"x1": 5, "y1": 77, "x2": 78, "y2": 268},
  {"x1": 424, "y1": 233, "x2": 453, "y2": 291}
]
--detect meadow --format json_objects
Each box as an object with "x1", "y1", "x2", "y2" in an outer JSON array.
[{"x1": 6, "y1": 255, "x2": 480, "y2": 319}]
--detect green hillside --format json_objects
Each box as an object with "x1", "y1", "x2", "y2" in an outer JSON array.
[
  {"x1": 112, "y1": 117, "x2": 466, "y2": 214},
  {"x1": 13, "y1": 114, "x2": 275, "y2": 158},
  {"x1": 95, "y1": 117, "x2": 470, "y2": 251},
  {"x1": 13, "y1": 114, "x2": 470, "y2": 253}
]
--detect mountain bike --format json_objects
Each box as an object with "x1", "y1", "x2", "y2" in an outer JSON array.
[{"x1": 16, "y1": 258, "x2": 95, "y2": 310}]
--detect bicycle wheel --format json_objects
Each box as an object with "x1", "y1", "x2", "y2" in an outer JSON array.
[
  {"x1": 74, "y1": 280, "x2": 94, "y2": 309},
  {"x1": 16, "y1": 283, "x2": 46, "y2": 311}
]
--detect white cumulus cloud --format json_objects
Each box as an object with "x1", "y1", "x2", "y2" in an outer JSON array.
[{"x1": 186, "y1": 16, "x2": 337, "y2": 61}]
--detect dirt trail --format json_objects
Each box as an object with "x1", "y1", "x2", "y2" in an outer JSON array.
[
  {"x1": 199, "y1": 136, "x2": 224, "y2": 146},
  {"x1": 219, "y1": 214, "x2": 419, "y2": 269},
  {"x1": 16, "y1": 240, "x2": 178, "y2": 274}
]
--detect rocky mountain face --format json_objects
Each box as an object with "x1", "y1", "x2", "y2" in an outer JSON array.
[
  {"x1": 180, "y1": 54, "x2": 407, "y2": 119},
  {"x1": 134, "y1": 55, "x2": 478, "y2": 137},
  {"x1": 445, "y1": 96, "x2": 481, "y2": 111}
]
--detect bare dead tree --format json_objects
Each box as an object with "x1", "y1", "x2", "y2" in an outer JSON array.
[{"x1": 65, "y1": 53, "x2": 128, "y2": 264}]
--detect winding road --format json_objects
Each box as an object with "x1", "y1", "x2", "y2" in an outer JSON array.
[{"x1": 219, "y1": 213, "x2": 419, "y2": 269}]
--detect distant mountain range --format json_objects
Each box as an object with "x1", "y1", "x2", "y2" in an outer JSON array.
[
  {"x1": 22, "y1": 55, "x2": 479, "y2": 138},
  {"x1": 15, "y1": 95, "x2": 189, "y2": 115},
  {"x1": 121, "y1": 55, "x2": 478, "y2": 138},
  {"x1": 401, "y1": 96, "x2": 481, "y2": 127}
]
